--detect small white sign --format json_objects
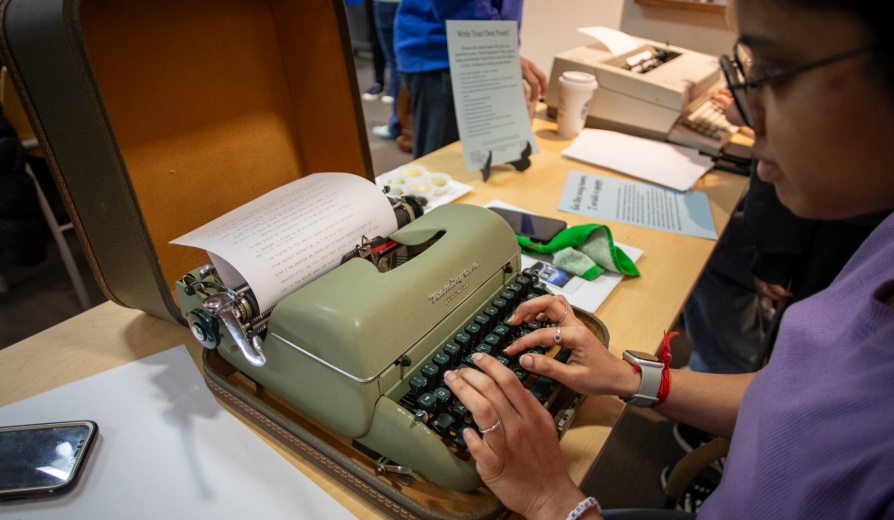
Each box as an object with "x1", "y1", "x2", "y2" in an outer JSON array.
[
  {"x1": 446, "y1": 20, "x2": 538, "y2": 173},
  {"x1": 559, "y1": 170, "x2": 718, "y2": 240}
]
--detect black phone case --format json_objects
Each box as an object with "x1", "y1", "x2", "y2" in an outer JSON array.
[
  {"x1": 0, "y1": 420, "x2": 98, "y2": 501},
  {"x1": 490, "y1": 208, "x2": 566, "y2": 243}
]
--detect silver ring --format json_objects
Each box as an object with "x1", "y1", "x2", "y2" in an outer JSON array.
[
  {"x1": 479, "y1": 419, "x2": 502, "y2": 434},
  {"x1": 556, "y1": 304, "x2": 569, "y2": 325},
  {"x1": 554, "y1": 325, "x2": 562, "y2": 345}
]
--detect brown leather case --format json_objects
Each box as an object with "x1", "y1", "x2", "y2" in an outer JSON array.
[
  {"x1": 0, "y1": 0, "x2": 373, "y2": 323},
  {"x1": 0, "y1": 3, "x2": 609, "y2": 516}
]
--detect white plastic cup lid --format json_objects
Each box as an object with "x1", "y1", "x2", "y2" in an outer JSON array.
[{"x1": 559, "y1": 71, "x2": 598, "y2": 88}]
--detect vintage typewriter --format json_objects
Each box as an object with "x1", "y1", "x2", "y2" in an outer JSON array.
[{"x1": 175, "y1": 202, "x2": 587, "y2": 491}]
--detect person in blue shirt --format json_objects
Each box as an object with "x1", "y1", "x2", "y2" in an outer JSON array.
[{"x1": 394, "y1": 0, "x2": 546, "y2": 158}]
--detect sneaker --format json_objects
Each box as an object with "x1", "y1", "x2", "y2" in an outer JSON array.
[
  {"x1": 361, "y1": 83, "x2": 384, "y2": 101},
  {"x1": 370, "y1": 124, "x2": 393, "y2": 140},
  {"x1": 673, "y1": 423, "x2": 725, "y2": 472},
  {"x1": 380, "y1": 94, "x2": 394, "y2": 104},
  {"x1": 660, "y1": 465, "x2": 718, "y2": 514}
]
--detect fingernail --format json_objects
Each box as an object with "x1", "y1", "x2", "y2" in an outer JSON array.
[
  {"x1": 444, "y1": 370, "x2": 456, "y2": 382},
  {"x1": 508, "y1": 312, "x2": 516, "y2": 322},
  {"x1": 472, "y1": 352, "x2": 484, "y2": 362},
  {"x1": 521, "y1": 354, "x2": 533, "y2": 368}
]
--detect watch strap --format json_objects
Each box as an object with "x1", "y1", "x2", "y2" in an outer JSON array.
[{"x1": 622, "y1": 351, "x2": 664, "y2": 407}]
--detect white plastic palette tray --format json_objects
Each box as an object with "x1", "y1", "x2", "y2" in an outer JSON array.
[{"x1": 376, "y1": 164, "x2": 473, "y2": 210}]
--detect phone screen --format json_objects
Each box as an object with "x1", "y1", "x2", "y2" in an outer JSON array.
[
  {"x1": 489, "y1": 207, "x2": 567, "y2": 243},
  {"x1": 0, "y1": 421, "x2": 97, "y2": 500}
]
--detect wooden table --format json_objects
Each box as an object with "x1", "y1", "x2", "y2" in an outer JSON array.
[{"x1": 0, "y1": 117, "x2": 747, "y2": 518}]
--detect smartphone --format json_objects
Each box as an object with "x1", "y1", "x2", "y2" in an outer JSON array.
[
  {"x1": 0, "y1": 420, "x2": 98, "y2": 501},
  {"x1": 489, "y1": 207, "x2": 567, "y2": 243}
]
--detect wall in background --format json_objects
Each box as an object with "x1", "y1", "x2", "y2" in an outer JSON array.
[
  {"x1": 620, "y1": 0, "x2": 735, "y2": 56},
  {"x1": 519, "y1": 0, "x2": 625, "y2": 78}
]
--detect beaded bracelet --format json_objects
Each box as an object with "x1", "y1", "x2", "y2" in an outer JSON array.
[{"x1": 567, "y1": 496, "x2": 601, "y2": 520}]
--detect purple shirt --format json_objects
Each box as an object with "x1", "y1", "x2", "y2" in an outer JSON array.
[{"x1": 700, "y1": 213, "x2": 894, "y2": 518}]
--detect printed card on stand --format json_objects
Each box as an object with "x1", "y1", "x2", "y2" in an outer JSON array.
[{"x1": 446, "y1": 20, "x2": 538, "y2": 172}]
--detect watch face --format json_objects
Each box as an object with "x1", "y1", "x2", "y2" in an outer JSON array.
[{"x1": 625, "y1": 350, "x2": 659, "y2": 362}]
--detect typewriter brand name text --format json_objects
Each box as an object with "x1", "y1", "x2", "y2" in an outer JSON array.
[{"x1": 429, "y1": 262, "x2": 479, "y2": 304}]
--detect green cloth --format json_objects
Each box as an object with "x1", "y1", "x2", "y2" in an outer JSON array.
[{"x1": 517, "y1": 224, "x2": 640, "y2": 280}]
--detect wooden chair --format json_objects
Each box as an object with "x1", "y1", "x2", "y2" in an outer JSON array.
[{"x1": 663, "y1": 436, "x2": 730, "y2": 509}]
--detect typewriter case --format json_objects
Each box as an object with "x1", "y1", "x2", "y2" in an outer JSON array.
[
  {"x1": 0, "y1": 0, "x2": 374, "y2": 322},
  {"x1": 0, "y1": 2, "x2": 608, "y2": 517},
  {"x1": 0, "y1": 0, "x2": 507, "y2": 518}
]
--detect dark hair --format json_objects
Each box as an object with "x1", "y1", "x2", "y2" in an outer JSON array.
[{"x1": 780, "y1": 1, "x2": 894, "y2": 90}]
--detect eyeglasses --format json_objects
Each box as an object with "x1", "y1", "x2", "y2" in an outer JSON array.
[{"x1": 720, "y1": 40, "x2": 876, "y2": 128}]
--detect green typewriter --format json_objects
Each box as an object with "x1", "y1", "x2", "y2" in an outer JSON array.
[{"x1": 176, "y1": 203, "x2": 586, "y2": 491}]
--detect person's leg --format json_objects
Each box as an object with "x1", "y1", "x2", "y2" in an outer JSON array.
[
  {"x1": 364, "y1": 0, "x2": 385, "y2": 86},
  {"x1": 682, "y1": 211, "x2": 773, "y2": 374},
  {"x1": 372, "y1": 1, "x2": 402, "y2": 138},
  {"x1": 404, "y1": 69, "x2": 459, "y2": 158}
]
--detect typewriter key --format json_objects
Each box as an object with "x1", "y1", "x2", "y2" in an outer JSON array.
[{"x1": 432, "y1": 413, "x2": 455, "y2": 437}]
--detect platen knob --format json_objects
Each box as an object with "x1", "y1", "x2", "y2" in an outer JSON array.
[{"x1": 187, "y1": 309, "x2": 220, "y2": 349}]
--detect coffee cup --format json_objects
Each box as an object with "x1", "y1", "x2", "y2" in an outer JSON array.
[{"x1": 556, "y1": 71, "x2": 598, "y2": 139}]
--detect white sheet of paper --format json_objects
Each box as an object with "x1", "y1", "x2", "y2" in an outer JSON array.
[
  {"x1": 0, "y1": 346, "x2": 356, "y2": 519},
  {"x1": 446, "y1": 20, "x2": 538, "y2": 172},
  {"x1": 171, "y1": 172, "x2": 397, "y2": 312},
  {"x1": 562, "y1": 129, "x2": 715, "y2": 192},
  {"x1": 577, "y1": 26, "x2": 640, "y2": 56},
  {"x1": 485, "y1": 200, "x2": 643, "y2": 314},
  {"x1": 558, "y1": 170, "x2": 718, "y2": 240}
]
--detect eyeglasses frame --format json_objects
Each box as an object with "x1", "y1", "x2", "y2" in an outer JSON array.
[{"x1": 720, "y1": 41, "x2": 877, "y2": 128}]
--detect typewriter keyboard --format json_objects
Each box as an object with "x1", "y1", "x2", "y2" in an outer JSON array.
[
  {"x1": 398, "y1": 268, "x2": 576, "y2": 454},
  {"x1": 679, "y1": 98, "x2": 738, "y2": 143}
]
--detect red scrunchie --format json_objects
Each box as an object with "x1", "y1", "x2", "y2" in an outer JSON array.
[{"x1": 650, "y1": 331, "x2": 677, "y2": 407}]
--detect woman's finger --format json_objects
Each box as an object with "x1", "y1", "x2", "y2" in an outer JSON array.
[
  {"x1": 503, "y1": 323, "x2": 592, "y2": 355},
  {"x1": 442, "y1": 368, "x2": 503, "y2": 456},
  {"x1": 510, "y1": 294, "x2": 577, "y2": 327}
]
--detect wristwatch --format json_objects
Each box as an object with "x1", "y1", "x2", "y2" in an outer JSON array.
[{"x1": 621, "y1": 350, "x2": 664, "y2": 407}]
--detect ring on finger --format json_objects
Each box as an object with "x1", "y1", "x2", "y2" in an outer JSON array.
[
  {"x1": 554, "y1": 325, "x2": 562, "y2": 345},
  {"x1": 555, "y1": 303, "x2": 569, "y2": 325},
  {"x1": 480, "y1": 418, "x2": 502, "y2": 434}
]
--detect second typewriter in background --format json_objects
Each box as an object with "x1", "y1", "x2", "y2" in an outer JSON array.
[
  {"x1": 666, "y1": 97, "x2": 739, "y2": 156},
  {"x1": 177, "y1": 203, "x2": 602, "y2": 491},
  {"x1": 547, "y1": 35, "x2": 740, "y2": 156}
]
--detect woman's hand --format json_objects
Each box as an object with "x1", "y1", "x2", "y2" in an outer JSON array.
[
  {"x1": 505, "y1": 295, "x2": 640, "y2": 398},
  {"x1": 520, "y1": 56, "x2": 548, "y2": 102},
  {"x1": 753, "y1": 276, "x2": 792, "y2": 302},
  {"x1": 443, "y1": 354, "x2": 594, "y2": 520}
]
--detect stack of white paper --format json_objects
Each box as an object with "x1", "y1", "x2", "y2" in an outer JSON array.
[{"x1": 563, "y1": 129, "x2": 715, "y2": 191}]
